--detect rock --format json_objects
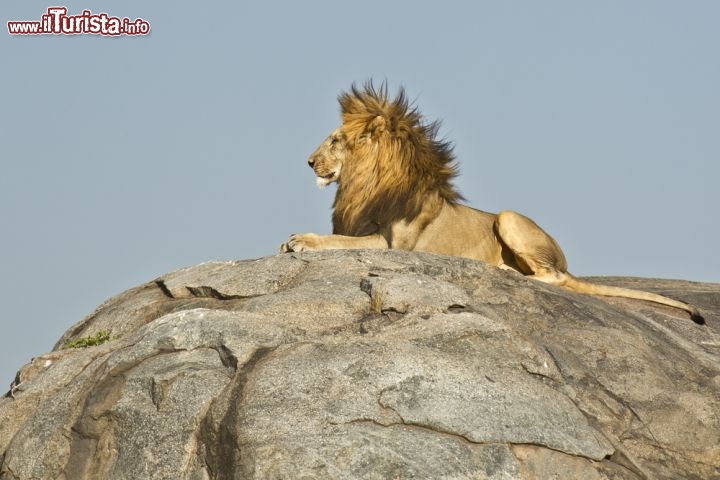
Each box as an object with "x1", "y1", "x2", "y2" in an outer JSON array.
[{"x1": 1, "y1": 250, "x2": 719, "y2": 479}]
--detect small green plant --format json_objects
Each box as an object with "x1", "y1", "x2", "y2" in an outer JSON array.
[{"x1": 64, "y1": 330, "x2": 117, "y2": 349}]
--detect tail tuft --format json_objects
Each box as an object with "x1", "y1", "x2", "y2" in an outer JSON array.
[{"x1": 691, "y1": 312, "x2": 705, "y2": 325}]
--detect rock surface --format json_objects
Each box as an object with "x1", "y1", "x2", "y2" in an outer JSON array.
[{"x1": 1, "y1": 250, "x2": 719, "y2": 479}]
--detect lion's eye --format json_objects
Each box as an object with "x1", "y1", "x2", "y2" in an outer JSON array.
[{"x1": 330, "y1": 138, "x2": 339, "y2": 147}]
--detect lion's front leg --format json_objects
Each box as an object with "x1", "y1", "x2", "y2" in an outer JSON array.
[
  {"x1": 279, "y1": 233, "x2": 388, "y2": 253},
  {"x1": 279, "y1": 233, "x2": 325, "y2": 252}
]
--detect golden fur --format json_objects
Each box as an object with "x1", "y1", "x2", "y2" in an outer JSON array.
[{"x1": 280, "y1": 82, "x2": 704, "y2": 323}]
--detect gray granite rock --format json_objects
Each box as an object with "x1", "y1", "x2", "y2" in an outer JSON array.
[{"x1": 1, "y1": 250, "x2": 718, "y2": 479}]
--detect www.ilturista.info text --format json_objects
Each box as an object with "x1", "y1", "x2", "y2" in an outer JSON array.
[{"x1": 8, "y1": 7, "x2": 150, "y2": 36}]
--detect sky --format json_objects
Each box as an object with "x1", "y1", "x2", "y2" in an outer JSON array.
[{"x1": 1, "y1": 1, "x2": 718, "y2": 388}]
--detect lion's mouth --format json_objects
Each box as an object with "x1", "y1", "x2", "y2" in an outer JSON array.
[{"x1": 315, "y1": 167, "x2": 341, "y2": 188}]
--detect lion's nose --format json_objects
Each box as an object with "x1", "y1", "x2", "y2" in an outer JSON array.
[{"x1": 308, "y1": 157, "x2": 315, "y2": 167}]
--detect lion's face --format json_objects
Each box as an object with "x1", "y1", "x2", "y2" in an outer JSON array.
[{"x1": 308, "y1": 128, "x2": 347, "y2": 188}]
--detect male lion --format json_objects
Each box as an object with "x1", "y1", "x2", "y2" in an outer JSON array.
[{"x1": 280, "y1": 82, "x2": 704, "y2": 324}]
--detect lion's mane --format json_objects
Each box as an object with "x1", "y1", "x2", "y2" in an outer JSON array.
[{"x1": 332, "y1": 82, "x2": 464, "y2": 237}]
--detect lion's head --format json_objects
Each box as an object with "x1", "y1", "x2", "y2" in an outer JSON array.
[
  {"x1": 307, "y1": 81, "x2": 464, "y2": 237},
  {"x1": 308, "y1": 128, "x2": 347, "y2": 188}
]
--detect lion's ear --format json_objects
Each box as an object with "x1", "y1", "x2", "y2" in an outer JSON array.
[{"x1": 367, "y1": 115, "x2": 386, "y2": 139}]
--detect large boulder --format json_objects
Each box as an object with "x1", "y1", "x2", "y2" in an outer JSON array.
[{"x1": 1, "y1": 250, "x2": 718, "y2": 479}]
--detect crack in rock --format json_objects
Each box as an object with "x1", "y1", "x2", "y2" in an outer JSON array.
[
  {"x1": 199, "y1": 345, "x2": 279, "y2": 479},
  {"x1": 155, "y1": 280, "x2": 174, "y2": 299},
  {"x1": 184, "y1": 285, "x2": 255, "y2": 301}
]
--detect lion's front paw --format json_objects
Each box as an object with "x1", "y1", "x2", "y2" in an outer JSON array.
[{"x1": 279, "y1": 233, "x2": 323, "y2": 253}]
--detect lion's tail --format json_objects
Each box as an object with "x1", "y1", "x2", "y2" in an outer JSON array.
[{"x1": 562, "y1": 274, "x2": 705, "y2": 324}]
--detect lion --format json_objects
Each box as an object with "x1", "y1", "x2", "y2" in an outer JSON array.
[{"x1": 280, "y1": 82, "x2": 704, "y2": 324}]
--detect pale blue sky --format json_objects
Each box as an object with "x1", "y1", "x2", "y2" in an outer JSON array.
[{"x1": 2, "y1": 1, "x2": 718, "y2": 387}]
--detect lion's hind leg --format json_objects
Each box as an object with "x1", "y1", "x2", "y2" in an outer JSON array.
[
  {"x1": 494, "y1": 210, "x2": 570, "y2": 285},
  {"x1": 494, "y1": 210, "x2": 704, "y2": 323}
]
